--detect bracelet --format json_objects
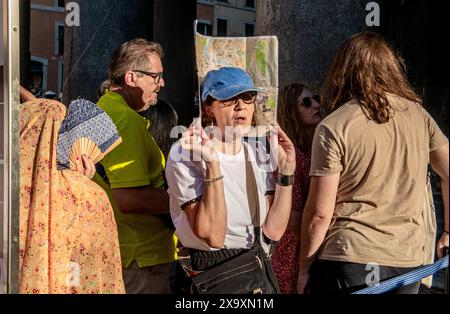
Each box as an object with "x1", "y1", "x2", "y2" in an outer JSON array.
[
  {"x1": 181, "y1": 196, "x2": 202, "y2": 209},
  {"x1": 276, "y1": 173, "x2": 294, "y2": 187},
  {"x1": 444, "y1": 230, "x2": 449, "y2": 235},
  {"x1": 204, "y1": 175, "x2": 224, "y2": 185}
]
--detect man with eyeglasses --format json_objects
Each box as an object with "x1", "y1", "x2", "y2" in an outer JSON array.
[{"x1": 95, "y1": 38, "x2": 177, "y2": 294}]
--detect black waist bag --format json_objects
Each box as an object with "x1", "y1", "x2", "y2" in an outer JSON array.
[{"x1": 189, "y1": 234, "x2": 279, "y2": 294}]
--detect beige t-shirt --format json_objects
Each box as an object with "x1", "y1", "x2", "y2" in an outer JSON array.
[{"x1": 310, "y1": 95, "x2": 448, "y2": 267}]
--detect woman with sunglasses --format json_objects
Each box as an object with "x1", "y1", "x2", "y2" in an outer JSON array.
[
  {"x1": 271, "y1": 83, "x2": 322, "y2": 294},
  {"x1": 165, "y1": 67, "x2": 296, "y2": 294}
]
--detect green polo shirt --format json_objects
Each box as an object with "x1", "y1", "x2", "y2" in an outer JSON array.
[{"x1": 96, "y1": 90, "x2": 177, "y2": 268}]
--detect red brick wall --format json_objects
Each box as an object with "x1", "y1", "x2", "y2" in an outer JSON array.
[
  {"x1": 30, "y1": 6, "x2": 65, "y2": 94},
  {"x1": 32, "y1": 0, "x2": 59, "y2": 7},
  {"x1": 197, "y1": 3, "x2": 214, "y2": 21}
]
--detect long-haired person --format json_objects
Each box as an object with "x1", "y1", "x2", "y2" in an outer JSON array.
[
  {"x1": 298, "y1": 32, "x2": 449, "y2": 294},
  {"x1": 146, "y1": 99, "x2": 179, "y2": 159},
  {"x1": 272, "y1": 83, "x2": 322, "y2": 294}
]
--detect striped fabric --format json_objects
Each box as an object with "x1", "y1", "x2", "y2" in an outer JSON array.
[{"x1": 353, "y1": 255, "x2": 449, "y2": 294}]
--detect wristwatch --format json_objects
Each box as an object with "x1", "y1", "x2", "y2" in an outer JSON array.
[{"x1": 276, "y1": 173, "x2": 294, "y2": 186}]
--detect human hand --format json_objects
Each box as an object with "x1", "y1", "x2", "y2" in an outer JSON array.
[
  {"x1": 180, "y1": 120, "x2": 218, "y2": 163},
  {"x1": 269, "y1": 125, "x2": 296, "y2": 176},
  {"x1": 437, "y1": 232, "x2": 449, "y2": 259},
  {"x1": 20, "y1": 85, "x2": 36, "y2": 103},
  {"x1": 74, "y1": 154, "x2": 96, "y2": 179}
]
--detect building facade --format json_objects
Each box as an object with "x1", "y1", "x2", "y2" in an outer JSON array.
[
  {"x1": 197, "y1": 0, "x2": 256, "y2": 37},
  {"x1": 29, "y1": 0, "x2": 65, "y2": 98}
]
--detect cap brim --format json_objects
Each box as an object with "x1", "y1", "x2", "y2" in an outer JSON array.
[{"x1": 206, "y1": 86, "x2": 262, "y2": 102}]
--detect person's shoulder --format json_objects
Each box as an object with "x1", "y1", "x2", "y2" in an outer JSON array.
[
  {"x1": 167, "y1": 140, "x2": 204, "y2": 169},
  {"x1": 321, "y1": 100, "x2": 360, "y2": 125},
  {"x1": 386, "y1": 93, "x2": 431, "y2": 123},
  {"x1": 386, "y1": 93, "x2": 421, "y2": 111},
  {"x1": 316, "y1": 100, "x2": 364, "y2": 138},
  {"x1": 168, "y1": 140, "x2": 183, "y2": 161},
  {"x1": 100, "y1": 95, "x2": 147, "y2": 132},
  {"x1": 97, "y1": 91, "x2": 130, "y2": 117}
]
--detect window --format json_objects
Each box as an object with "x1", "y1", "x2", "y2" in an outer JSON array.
[
  {"x1": 245, "y1": 0, "x2": 255, "y2": 8},
  {"x1": 217, "y1": 19, "x2": 227, "y2": 36},
  {"x1": 55, "y1": 24, "x2": 64, "y2": 56},
  {"x1": 56, "y1": 0, "x2": 65, "y2": 7},
  {"x1": 217, "y1": 0, "x2": 228, "y2": 3},
  {"x1": 245, "y1": 23, "x2": 255, "y2": 36},
  {"x1": 197, "y1": 22, "x2": 213, "y2": 36}
]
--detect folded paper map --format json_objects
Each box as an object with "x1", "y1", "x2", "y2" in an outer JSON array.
[{"x1": 195, "y1": 22, "x2": 279, "y2": 132}]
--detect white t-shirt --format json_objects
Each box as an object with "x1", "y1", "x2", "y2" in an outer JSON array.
[{"x1": 166, "y1": 139, "x2": 275, "y2": 251}]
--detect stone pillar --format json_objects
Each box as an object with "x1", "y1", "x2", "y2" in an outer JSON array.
[
  {"x1": 256, "y1": 0, "x2": 372, "y2": 91},
  {"x1": 63, "y1": 0, "x2": 197, "y2": 126},
  {"x1": 63, "y1": 0, "x2": 153, "y2": 104},
  {"x1": 153, "y1": 0, "x2": 196, "y2": 126}
]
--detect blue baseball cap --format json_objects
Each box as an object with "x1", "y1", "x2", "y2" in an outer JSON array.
[{"x1": 201, "y1": 67, "x2": 261, "y2": 102}]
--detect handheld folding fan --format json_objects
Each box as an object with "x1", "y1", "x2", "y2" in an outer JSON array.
[{"x1": 57, "y1": 98, "x2": 122, "y2": 170}]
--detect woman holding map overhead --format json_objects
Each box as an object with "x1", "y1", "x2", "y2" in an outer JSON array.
[{"x1": 166, "y1": 67, "x2": 295, "y2": 294}]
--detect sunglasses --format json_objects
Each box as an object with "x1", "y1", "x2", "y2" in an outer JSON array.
[
  {"x1": 221, "y1": 92, "x2": 257, "y2": 108},
  {"x1": 299, "y1": 95, "x2": 321, "y2": 108}
]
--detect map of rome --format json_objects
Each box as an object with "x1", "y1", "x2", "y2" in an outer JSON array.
[{"x1": 195, "y1": 30, "x2": 279, "y2": 130}]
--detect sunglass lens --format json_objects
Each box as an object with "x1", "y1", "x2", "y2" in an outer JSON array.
[
  {"x1": 303, "y1": 97, "x2": 312, "y2": 108},
  {"x1": 241, "y1": 93, "x2": 256, "y2": 104}
]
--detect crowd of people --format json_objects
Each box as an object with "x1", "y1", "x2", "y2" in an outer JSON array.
[{"x1": 18, "y1": 32, "x2": 449, "y2": 294}]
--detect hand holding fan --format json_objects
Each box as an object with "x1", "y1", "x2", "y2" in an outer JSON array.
[{"x1": 57, "y1": 98, "x2": 122, "y2": 170}]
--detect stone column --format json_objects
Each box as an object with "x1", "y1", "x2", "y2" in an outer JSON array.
[
  {"x1": 153, "y1": 0, "x2": 196, "y2": 126},
  {"x1": 256, "y1": 0, "x2": 372, "y2": 91},
  {"x1": 63, "y1": 0, "x2": 197, "y2": 126},
  {"x1": 63, "y1": 0, "x2": 154, "y2": 104}
]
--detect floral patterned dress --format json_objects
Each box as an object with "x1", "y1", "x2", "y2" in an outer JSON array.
[
  {"x1": 19, "y1": 100, "x2": 125, "y2": 294},
  {"x1": 272, "y1": 148, "x2": 311, "y2": 294}
]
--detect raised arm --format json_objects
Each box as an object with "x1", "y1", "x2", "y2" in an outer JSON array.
[
  {"x1": 175, "y1": 127, "x2": 227, "y2": 249},
  {"x1": 262, "y1": 127, "x2": 296, "y2": 241},
  {"x1": 20, "y1": 85, "x2": 36, "y2": 103},
  {"x1": 183, "y1": 159, "x2": 227, "y2": 249}
]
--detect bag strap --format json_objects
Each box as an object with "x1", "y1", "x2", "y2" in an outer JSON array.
[{"x1": 243, "y1": 142, "x2": 262, "y2": 245}]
